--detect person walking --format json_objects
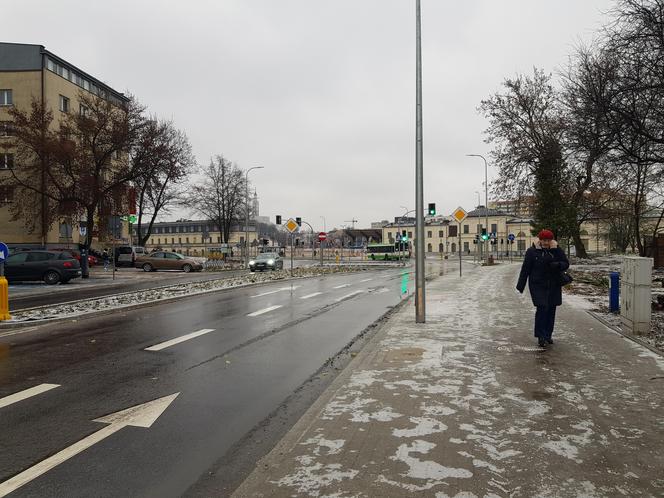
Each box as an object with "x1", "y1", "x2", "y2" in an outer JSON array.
[
  {"x1": 102, "y1": 249, "x2": 110, "y2": 272},
  {"x1": 516, "y1": 229, "x2": 569, "y2": 348}
]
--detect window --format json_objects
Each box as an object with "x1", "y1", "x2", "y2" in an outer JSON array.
[
  {"x1": 408, "y1": 231, "x2": 413, "y2": 239},
  {"x1": 7, "y1": 253, "x2": 28, "y2": 264},
  {"x1": 0, "y1": 153, "x2": 14, "y2": 169},
  {"x1": 178, "y1": 237, "x2": 182, "y2": 244},
  {"x1": 165, "y1": 253, "x2": 182, "y2": 260},
  {"x1": 491, "y1": 223, "x2": 498, "y2": 234},
  {"x1": 80, "y1": 105, "x2": 89, "y2": 116},
  {"x1": 186, "y1": 237, "x2": 190, "y2": 243},
  {"x1": 517, "y1": 240, "x2": 526, "y2": 252},
  {"x1": 217, "y1": 236, "x2": 221, "y2": 243},
  {"x1": 0, "y1": 90, "x2": 12, "y2": 106},
  {"x1": 438, "y1": 231, "x2": 444, "y2": 238},
  {"x1": 0, "y1": 121, "x2": 13, "y2": 137},
  {"x1": 157, "y1": 238, "x2": 161, "y2": 245},
  {"x1": 27, "y1": 252, "x2": 54, "y2": 262},
  {"x1": 449, "y1": 225, "x2": 458, "y2": 237},
  {"x1": 427, "y1": 231, "x2": 432, "y2": 238},
  {"x1": 171, "y1": 238, "x2": 175, "y2": 244},
  {"x1": 59, "y1": 95, "x2": 70, "y2": 113},
  {"x1": 59, "y1": 223, "x2": 73, "y2": 239},
  {"x1": 464, "y1": 242, "x2": 470, "y2": 252},
  {"x1": 463, "y1": 225, "x2": 469, "y2": 234},
  {"x1": 0, "y1": 186, "x2": 13, "y2": 203}
]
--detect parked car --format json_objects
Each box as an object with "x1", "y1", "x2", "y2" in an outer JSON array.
[
  {"x1": 3, "y1": 251, "x2": 82, "y2": 285},
  {"x1": 51, "y1": 248, "x2": 98, "y2": 267},
  {"x1": 249, "y1": 252, "x2": 284, "y2": 272},
  {"x1": 115, "y1": 246, "x2": 146, "y2": 267},
  {"x1": 135, "y1": 251, "x2": 203, "y2": 272}
]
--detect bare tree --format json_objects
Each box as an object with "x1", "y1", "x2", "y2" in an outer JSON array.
[
  {"x1": 185, "y1": 156, "x2": 247, "y2": 244},
  {"x1": 1, "y1": 91, "x2": 146, "y2": 277},
  {"x1": 0, "y1": 100, "x2": 61, "y2": 241},
  {"x1": 133, "y1": 119, "x2": 195, "y2": 246}
]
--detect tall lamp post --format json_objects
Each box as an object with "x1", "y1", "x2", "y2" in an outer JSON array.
[
  {"x1": 414, "y1": 0, "x2": 425, "y2": 323},
  {"x1": 467, "y1": 154, "x2": 489, "y2": 266},
  {"x1": 245, "y1": 166, "x2": 264, "y2": 268}
]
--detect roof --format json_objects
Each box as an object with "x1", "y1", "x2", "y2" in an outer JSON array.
[
  {"x1": 466, "y1": 206, "x2": 517, "y2": 218},
  {"x1": 0, "y1": 42, "x2": 128, "y2": 103}
]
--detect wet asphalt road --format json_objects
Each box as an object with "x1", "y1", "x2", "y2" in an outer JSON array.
[
  {"x1": 8, "y1": 260, "x2": 315, "y2": 311},
  {"x1": 0, "y1": 267, "x2": 415, "y2": 497}
]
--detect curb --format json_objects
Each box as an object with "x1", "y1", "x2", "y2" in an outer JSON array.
[
  {"x1": 587, "y1": 310, "x2": 664, "y2": 358},
  {"x1": 0, "y1": 268, "x2": 384, "y2": 334}
]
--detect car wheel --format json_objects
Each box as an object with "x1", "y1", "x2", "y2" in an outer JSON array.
[
  {"x1": 44, "y1": 270, "x2": 60, "y2": 285},
  {"x1": 142, "y1": 263, "x2": 153, "y2": 272},
  {"x1": 182, "y1": 264, "x2": 192, "y2": 273}
]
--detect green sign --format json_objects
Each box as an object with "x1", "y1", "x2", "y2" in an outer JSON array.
[{"x1": 128, "y1": 215, "x2": 137, "y2": 224}]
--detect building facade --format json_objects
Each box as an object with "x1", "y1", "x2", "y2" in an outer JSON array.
[
  {"x1": 135, "y1": 220, "x2": 258, "y2": 257},
  {"x1": 0, "y1": 42, "x2": 129, "y2": 250}
]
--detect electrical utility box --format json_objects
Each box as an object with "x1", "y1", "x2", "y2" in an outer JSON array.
[{"x1": 620, "y1": 256, "x2": 653, "y2": 335}]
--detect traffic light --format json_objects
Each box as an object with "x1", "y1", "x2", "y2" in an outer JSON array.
[
  {"x1": 428, "y1": 203, "x2": 436, "y2": 216},
  {"x1": 276, "y1": 215, "x2": 282, "y2": 225},
  {"x1": 481, "y1": 228, "x2": 488, "y2": 241},
  {"x1": 296, "y1": 217, "x2": 302, "y2": 226}
]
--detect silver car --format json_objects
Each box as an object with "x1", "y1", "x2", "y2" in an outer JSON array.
[{"x1": 249, "y1": 252, "x2": 284, "y2": 272}]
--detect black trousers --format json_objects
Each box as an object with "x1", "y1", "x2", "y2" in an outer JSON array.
[{"x1": 534, "y1": 305, "x2": 557, "y2": 340}]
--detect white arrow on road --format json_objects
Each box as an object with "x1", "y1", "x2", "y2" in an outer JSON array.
[{"x1": 0, "y1": 393, "x2": 179, "y2": 497}]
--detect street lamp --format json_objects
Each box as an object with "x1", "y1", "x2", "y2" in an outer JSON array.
[
  {"x1": 467, "y1": 154, "x2": 489, "y2": 266},
  {"x1": 415, "y1": 0, "x2": 425, "y2": 323},
  {"x1": 245, "y1": 166, "x2": 264, "y2": 268}
]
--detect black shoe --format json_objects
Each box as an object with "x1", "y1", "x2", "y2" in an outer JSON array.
[
  {"x1": 538, "y1": 339, "x2": 546, "y2": 348},
  {"x1": 546, "y1": 339, "x2": 554, "y2": 344}
]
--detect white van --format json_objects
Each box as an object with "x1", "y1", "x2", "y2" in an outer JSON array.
[{"x1": 115, "y1": 246, "x2": 146, "y2": 267}]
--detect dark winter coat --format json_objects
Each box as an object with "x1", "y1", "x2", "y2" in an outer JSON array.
[{"x1": 516, "y1": 242, "x2": 570, "y2": 307}]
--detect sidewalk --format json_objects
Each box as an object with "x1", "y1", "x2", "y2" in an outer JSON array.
[{"x1": 233, "y1": 263, "x2": 664, "y2": 497}]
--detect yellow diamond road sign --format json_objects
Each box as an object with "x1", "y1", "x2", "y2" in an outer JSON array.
[
  {"x1": 285, "y1": 218, "x2": 299, "y2": 233},
  {"x1": 452, "y1": 207, "x2": 467, "y2": 223}
]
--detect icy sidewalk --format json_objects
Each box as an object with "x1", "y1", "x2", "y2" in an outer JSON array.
[{"x1": 233, "y1": 263, "x2": 664, "y2": 497}]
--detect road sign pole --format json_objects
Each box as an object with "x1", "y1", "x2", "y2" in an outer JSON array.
[
  {"x1": 414, "y1": 0, "x2": 426, "y2": 323},
  {"x1": 458, "y1": 223, "x2": 462, "y2": 277},
  {"x1": 290, "y1": 233, "x2": 293, "y2": 274}
]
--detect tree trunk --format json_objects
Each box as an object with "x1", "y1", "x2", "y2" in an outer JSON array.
[
  {"x1": 80, "y1": 207, "x2": 95, "y2": 279},
  {"x1": 572, "y1": 231, "x2": 588, "y2": 259}
]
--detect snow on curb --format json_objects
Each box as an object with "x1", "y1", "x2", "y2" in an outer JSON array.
[{"x1": 1, "y1": 266, "x2": 374, "y2": 328}]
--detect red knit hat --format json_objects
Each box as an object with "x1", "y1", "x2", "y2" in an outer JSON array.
[{"x1": 537, "y1": 229, "x2": 555, "y2": 240}]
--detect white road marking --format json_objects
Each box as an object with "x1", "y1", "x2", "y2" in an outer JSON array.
[
  {"x1": 300, "y1": 292, "x2": 323, "y2": 300},
  {"x1": 360, "y1": 278, "x2": 373, "y2": 283},
  {"x1": 247, "y1": 305, "x2": 282, "y2": 317},
  {"x1": 145, "y1": 329, "x2": 215, "y2": 351},
  {"x1": 0, "y1": 384, "x2": 60, "y2": 409},
  {"x1": 0, "y1": 393, "x2": 179, "y2": 497},
  {"x1": 336, "y1": 290, "x2": 364, "y2": 302},
  {"x1": 250, "y1": 286, "x2": 299, "y2": 298},
  {"x1": 333, "y1": 284, "x2": 350, "y2": 289}
]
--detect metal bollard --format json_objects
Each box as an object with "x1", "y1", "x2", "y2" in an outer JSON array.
[
  {"x1": 0, "y1": 276, "x2": 10, "y2": 321},
  {"x1": 609, "y1": 271, "x2": 620, "y2": 313}
]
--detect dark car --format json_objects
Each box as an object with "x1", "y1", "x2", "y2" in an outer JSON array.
[
  {"x1": 4, "y1": 251, "x2": 82, "y2": 285},
  {"x1": 249, "y1": 252, "x2": 284, "y2": 272}
]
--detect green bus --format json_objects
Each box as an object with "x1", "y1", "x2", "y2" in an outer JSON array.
[{"x1": 366, "y1": 242, "x2": 410, "y2": 261}]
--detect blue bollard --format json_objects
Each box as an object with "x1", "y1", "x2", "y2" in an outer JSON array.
[{"x1": 609, "y1": 271, "x2": 620, "y2": 313}]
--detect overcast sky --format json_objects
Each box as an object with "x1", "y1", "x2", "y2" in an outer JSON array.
[{"x1": 6, "y1": 0, "x2": 614, "y2": 231}]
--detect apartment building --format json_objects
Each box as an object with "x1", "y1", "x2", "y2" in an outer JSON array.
[{"x1": 0, "y1": 42, "x2": 129, "y2": 249}]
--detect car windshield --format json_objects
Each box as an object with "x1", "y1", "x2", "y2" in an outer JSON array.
[{"x1": 257, "y1": 254, "x2": 276, "y2": 260}]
